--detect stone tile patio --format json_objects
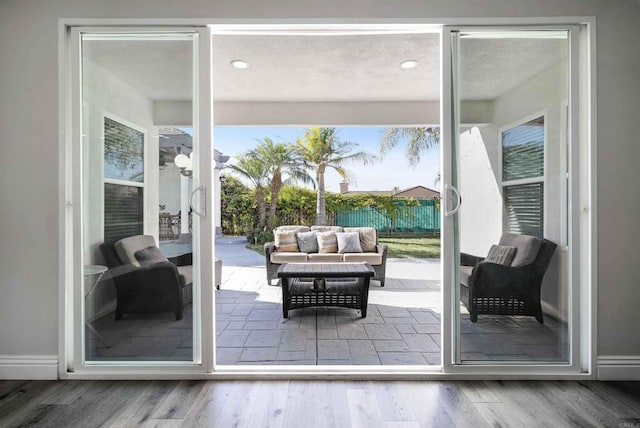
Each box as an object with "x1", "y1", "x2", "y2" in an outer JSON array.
[{"x1": 87, "y1": 255, "x2": 568, "y2": 365}]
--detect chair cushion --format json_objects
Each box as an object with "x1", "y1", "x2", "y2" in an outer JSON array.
[
  {"x1": 308, "y1": 253, "x2": 344, "y2": 262},
  {"x1": 177, "y1": 265, "x2": 193, "y2": 287},
  {"x1": 274, "y1": 230, "x2": 300, "y2": 252},
  {"x1": 343, "y1": 253, "x2": 383, "y2": 265},
  {"x1": 344, "y1": 227, "x2": 377, "y2": 252},
  {"x1": 310, "y1": 225, "x2": 343, "y2": 233},
  {"x1": 115, "y1": 235, "x2": 157, "y2": 267},
  {"x1": 498, "y1": 233, "x2": 542, "y2": 266},
  {"x1": 270, "y1": 252, "x2": 309, "y2": 263},
  {"x1": 317, "y1": 231, "x2": 338, "y2": 253},
  {"x1": 296, "y1": 231, "x2": 318, "y2": 253},
  {"x1": 134, "y1": 246, "x2": 169, "y2": 267},
  {"x1": 485, "y1": 244, "x2": 517, "y2": 266},
  {"x1": 460, "y1": 265, "x2": 473, "y2": 286},
  {"x1": 336, "y1": 232, "x2": 363, "y2": 254}
]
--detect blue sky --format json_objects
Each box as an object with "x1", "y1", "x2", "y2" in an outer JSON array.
[{"x1": 213, "y1": 126, "x2": 441, "y2": 193}]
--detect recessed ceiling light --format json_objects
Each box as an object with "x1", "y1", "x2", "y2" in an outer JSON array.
[
  {"x1": 400, "y1": 60, "x2": 418, "y2": 69},
  {"x1": 230, "y1": 60, "x2": 249, "y2": 69}
]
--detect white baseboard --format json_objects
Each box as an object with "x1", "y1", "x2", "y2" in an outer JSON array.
[
  {"x1": 0, "y1": 355, "x2": 58, "y2": 380},
  {"x1": 598, "y1": 355, "x2": 640, "y2": 380}
]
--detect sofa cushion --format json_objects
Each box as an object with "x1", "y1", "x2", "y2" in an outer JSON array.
[
  {"x1": 311, "y1": 225, "x2": 343, "y2": 233},
  {"x1": 316, "y1": 231, "x2": 338, "y2": 253},
  {"x1": 177, "y1": 265, "x2": 193, "y2": 287},
  {"x1": 460, "y1": 265, "x2": 473, "y2": 286},
  {"x1": 344, "y1": 227, "x2": 377, "y2": 252},
  {"x1": 115, "y1": 235, "x2": 157, "y2": 267},
  {"x1": 274, "y1": 230, "x2": 300, "y2": 252},
  {"x1": 343, "y1": 253, "x2": 383, "y2": 265},
  {"x1": 271, "y1": 252, "x2": 309, "y2": 263},
  {"x1": 336, "y1": 232, "x2": 363, "y2": 254},
  {"x1": 308, "y1": 253, "x2": 344, "y2": 262},
  {"x1": 296, "y1": 231, "x2": 318, "y2": 253},
  {"x1": 134, "y1": 246, "x2": 168, "y2": 267},
  {"x1": 498, "y1": 233, "x2": 542, "y2": 266},
  {"x1": 485, "y1": 244, "x2": 517, "y2": 266}
]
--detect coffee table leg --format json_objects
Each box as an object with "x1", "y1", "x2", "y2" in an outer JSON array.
[
  {"x1": 361, "y1": 277, "x2": 371, "y2": 318},
  {"x1": 282, "y1": 277, "x2": 289, "y2": 318}
]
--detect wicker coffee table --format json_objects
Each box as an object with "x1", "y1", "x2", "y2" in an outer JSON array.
[{"x1": 277, "y1": 262, "x2": 375, "y2": 318}]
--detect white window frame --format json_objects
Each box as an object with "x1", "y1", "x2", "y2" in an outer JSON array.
[{"x1": 498, "y1": 111, "x2": 548, "y2": 238}]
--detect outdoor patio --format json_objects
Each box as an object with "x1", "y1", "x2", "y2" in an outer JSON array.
[{"x1": 86, "y1": 236, "x2": 568, "y2": 365}]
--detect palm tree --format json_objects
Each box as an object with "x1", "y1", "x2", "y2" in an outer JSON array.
[
  {"x1": 297, "y1": 128, "x2": 376, "y2": 225},
  {"x1": 249, "y1": 137, "x2": 313, "y2": 230},
  {"x1": 225, "y1": 154, "x2": 270, "y2": 230},
  {"x1": 379, "y1": 127, "x2": 440, "y2": 167}
]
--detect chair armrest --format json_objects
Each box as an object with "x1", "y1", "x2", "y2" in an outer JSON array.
[
  {"x1": 264, "y1": 242, "x2": 277, "y2": 266},
  {"x1": 471, "y1": 261, "x2": 538, "y2": 296},
  {"x1": 376, "y1": 244, "x2": 389, "y2": 259},
  {"x1": 109, "y1": 261, "x2": 181, "y2": 290},
  {"x1": 461, "y1": 252, "x2": 484, "y2": 267}
]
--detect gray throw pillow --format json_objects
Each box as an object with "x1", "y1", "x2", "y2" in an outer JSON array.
[
  {"x1": 335, "y1": 232, "x2": 363, "y2": 254},
  {"x1": 296, "y1": 231, "x2": 318, "y2": 253},
  {"x1": 134, "y1": 246, "x2": 168, "y2": 266},
  {"x1": 485, "y1": 244, "x2": 517, "y2": 266}
]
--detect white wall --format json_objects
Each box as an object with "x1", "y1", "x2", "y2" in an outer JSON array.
[
  {"x1": 159, "y1": 166, "x2": 182, "y2": 214},
  {"x1": 1, "y1": 0, "x2": 639, "y2": 374}
]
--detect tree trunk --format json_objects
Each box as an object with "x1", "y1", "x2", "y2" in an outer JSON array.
[
  {"x1": 315, "y1": 165, "x2": 327, "y2": 225},
  {"x1": 266, "y1": 172, "x2": 282, "y2": 230},
  {"x1": 255, "y1": 187, "x2": 267, "y2": 230}
]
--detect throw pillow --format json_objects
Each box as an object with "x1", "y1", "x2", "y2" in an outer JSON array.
[
  {"x1": 344, "y1": 227, "x2": 376, "y2": 252},
  {"x1": 485, "y1": 244, "x2": 517, "y2": 266},
  {"x1": 134, "y1": 246, "x2": 168, "y2": 267},
  {"x1": 316, "y1": 231, "x2": 338, "y2": 253},
  {"x1": 274, "y1": 230, "x2": 299, "y2": 252},
  {"x1": 336, "y1": 232, "x2": 363, "y2": 254},
  {"x1": 296, "y1": 230, "x2": 318, "y2": 253}
]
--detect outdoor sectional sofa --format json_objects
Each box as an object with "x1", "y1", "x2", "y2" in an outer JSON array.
[{"x1": 264, "y1": 225, "x2": 389, "y2": 286}]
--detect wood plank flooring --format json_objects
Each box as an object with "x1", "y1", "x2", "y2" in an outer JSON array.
[{"x1": 1, "y1": 380, "x2": 639, "y2": 427}]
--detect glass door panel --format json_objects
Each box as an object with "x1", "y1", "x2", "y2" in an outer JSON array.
[
  {"x1": 80, "y1": 33, "x2": 200, "y2": 363},
  {"x1": 452, "y1": 30, "x2": 570, "y2": 363}
]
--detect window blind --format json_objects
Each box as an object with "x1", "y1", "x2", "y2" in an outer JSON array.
[
  {"x1": 504, "y1": 182, "x2": 544, "y2": 237},
  {"x1": 104, "y1": 117, "x2": 144, "y2": 182},
  {"x1": 502, "y1": 116, "x2": 544, "y2": 182},
  {"x1": 104, "y1": 184, "x2": 143, "y2": 243}
]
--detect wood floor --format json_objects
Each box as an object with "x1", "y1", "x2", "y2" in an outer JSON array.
[{"x1": 2, "y1": 379, "x2": 639, "y2": 427}]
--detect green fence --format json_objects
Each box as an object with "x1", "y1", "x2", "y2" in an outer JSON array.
[{"x1": 335, "y1": 199, "x2": 440, "y2": 234}]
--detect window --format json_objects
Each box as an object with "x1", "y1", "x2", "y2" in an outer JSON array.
[
  {"x1": 103, "y1": 116, "x2": 145, "y2": 243},
  {"x1": 501, "y1": 116, "x2": 544, "y2": 237}
]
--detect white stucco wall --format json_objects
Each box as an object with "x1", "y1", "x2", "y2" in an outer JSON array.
[
  {"x1": 0, "y1": 0, "x2": 639, "y2": 372},
  {"x1": 159, "y1": 166, "x2": 183, "y2": 214}
]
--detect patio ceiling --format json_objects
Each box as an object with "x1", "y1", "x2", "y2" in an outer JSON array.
[{"x1": 83, "y1": 33, "x2": 565, "y2": 104}]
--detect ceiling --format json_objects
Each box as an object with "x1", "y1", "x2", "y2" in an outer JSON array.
[{"x1": 83, "y1": 33, "x2": 566, "y2": 103}]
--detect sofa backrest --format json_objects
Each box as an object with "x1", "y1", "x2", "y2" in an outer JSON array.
[
  {"x1": 274, "y1": 225, "x2": 310, "y2": 233},
  {"x1": 310, "y1": 225, "x2": 343, "y2": 233},
  {"x1": 343, "y1": 227, "x2": 378, "y2": 252}
]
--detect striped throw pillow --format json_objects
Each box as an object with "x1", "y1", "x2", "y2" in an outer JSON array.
[
  {"x1": 485, "y1": 245, "x2": 517, "y2": 266},
  {"x1": 274, "y1": 230, "x2": 299, "y2": 252},
  {"x1": 316, "y1": 231, "x2": 338, "y2": 253}
]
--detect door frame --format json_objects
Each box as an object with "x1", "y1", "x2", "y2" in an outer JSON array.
[{"x1": 59, "y1": 17, "x2": 596, "y2": 379}]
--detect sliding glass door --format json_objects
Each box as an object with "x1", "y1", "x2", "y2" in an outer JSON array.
[
  {"x1": 72, "y1": 28, "x2": 213, "y2": 370},
  {"x1": 442, "y1": 27, "x2": 580, "y2": 368}
]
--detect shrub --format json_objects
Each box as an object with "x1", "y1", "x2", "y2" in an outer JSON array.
[{"x1": 247, "y1": 229, "x2": 274, "y2": 245}]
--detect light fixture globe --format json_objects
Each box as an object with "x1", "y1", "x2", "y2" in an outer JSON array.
[{"x1": 174, "y1": 153, "x2": 190, "y2": 169}]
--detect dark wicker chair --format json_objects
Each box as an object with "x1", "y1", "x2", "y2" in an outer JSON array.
[
  {"x1": 460, "y1": 233, "x2": 557, "y2": 324},
  {"x1": 99, "y1": 239, "x2": 192, "y2": 321}
]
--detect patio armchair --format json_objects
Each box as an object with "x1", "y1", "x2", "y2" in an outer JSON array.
[
  {"x1": 99, "y1": 235, "x2": 193, "y2": 321},
  {"x1": 460, "y1": 233, "x2": 557, "y2": 323}
]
